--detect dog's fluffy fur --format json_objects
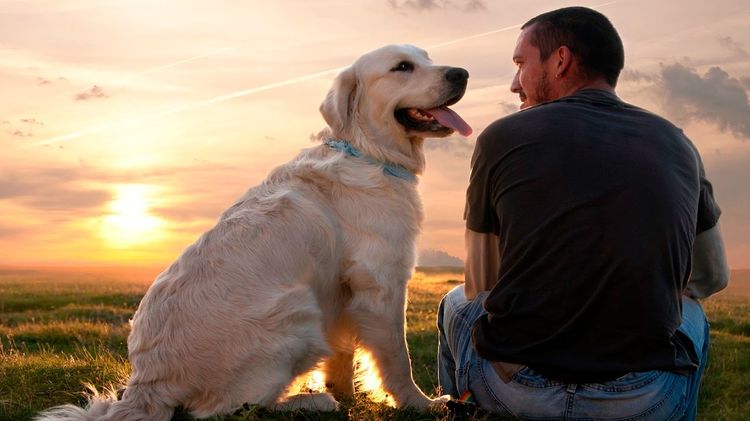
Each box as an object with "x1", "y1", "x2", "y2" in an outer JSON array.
[{"x1": 36, "y1": 44, "x2": 469, "y2": 420}]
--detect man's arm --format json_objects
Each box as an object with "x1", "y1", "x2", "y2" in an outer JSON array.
[
  {"x1": 684, "y1": 222, "x2": 730, "y2": 299},
  {"x1": 464, "y1": 229, "x2": 501, "y2": 300}
]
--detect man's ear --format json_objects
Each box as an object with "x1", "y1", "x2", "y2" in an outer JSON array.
[
  {"x1": 554, "y1": 45, "x2": 574, "y2": 78},
  {"x1": 320, "y1": 66, "x2": 358, "y2": 134}
]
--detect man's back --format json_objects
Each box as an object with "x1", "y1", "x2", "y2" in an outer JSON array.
[{"x1": 465, "y1": 89, "x2": 720, "y2": 382}]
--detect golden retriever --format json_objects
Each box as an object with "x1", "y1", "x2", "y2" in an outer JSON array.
[{"x1": 37, "y1": 44, "x2": 471, "y2": 420}]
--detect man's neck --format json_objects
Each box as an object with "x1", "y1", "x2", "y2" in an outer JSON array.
[{"x1": 558, "y1": 78, "x2": 615, "y2": 98}]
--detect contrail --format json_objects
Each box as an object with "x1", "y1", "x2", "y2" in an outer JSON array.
[
  {"x1": 427, "y1": 24, "x2": 521, "y2": 49},
  {"x1": 112, "y1": 46, "x2": 235, "y2": 86},
  {"x1": 30, "y1": 0, "x2": 620, "y2": 148},
  {"x1": 27, "y1": 66, "x2": 347, "y2": 148},
  {"x1": 426, "y1": 0, "x2": 619, "y2": 50},
  {"x1": 202, "y1": 66, "x2": 348, "y2": 105}
]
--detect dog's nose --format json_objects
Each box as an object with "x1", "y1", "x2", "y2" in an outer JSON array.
[{"x1": 445, "y1": 67, "x2": 469, "y2": 83}]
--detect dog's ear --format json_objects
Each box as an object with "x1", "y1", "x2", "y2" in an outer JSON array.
[{"x1": 320, "y1": 66, "x2": 358, "y2": 134}]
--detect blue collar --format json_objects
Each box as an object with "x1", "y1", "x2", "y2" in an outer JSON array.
[{"x1": 324, "y1": 139, "x2": 417, "y2": 183}]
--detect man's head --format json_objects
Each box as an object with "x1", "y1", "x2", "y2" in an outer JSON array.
[{"x1": 510, "y1": 7, "x2": 624, "y2": 109}]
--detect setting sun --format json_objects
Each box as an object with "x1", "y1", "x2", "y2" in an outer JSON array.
[{"x1": 100, "y1": 184, "x2": 164, "y2": 248}]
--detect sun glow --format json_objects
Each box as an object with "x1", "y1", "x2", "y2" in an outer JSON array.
[
  {"x1": 287, "y1": 349, "x2": 394, "y2": 406},
  {"x1": 100, "y1": 184, "x2": 165, "y2": 248},
  {"x1": 354, "y1": 348, "x2": 394, "y2": 405}
]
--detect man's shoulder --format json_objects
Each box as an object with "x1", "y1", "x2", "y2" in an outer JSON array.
[
  {"x1": 482, "y1": 91, "x2": 684, "y2": 140},
  {"x1": 478, "y1": 102, "x2": 570, "y2": 143},
  {"x1": 480, "y1": 111, "x2": 525, "y2": 138},
  {"x1": 481, "y1": 91, "x2": 598, "y2": 134}
]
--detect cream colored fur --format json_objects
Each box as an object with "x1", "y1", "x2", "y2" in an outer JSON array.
[{"x1": 36, "y1": 44, "x2": 465, "y2": 420}]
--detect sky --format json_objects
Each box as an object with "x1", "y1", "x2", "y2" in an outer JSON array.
[{"x1": 1, "y1": 0, "x2": 749, "y2": 270}]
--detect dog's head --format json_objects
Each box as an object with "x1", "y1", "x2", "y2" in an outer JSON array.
[{"x1": 320, "y1": 45, "x2": 471, "y2": 154}]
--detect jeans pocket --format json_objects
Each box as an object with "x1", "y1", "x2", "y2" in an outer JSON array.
[
  {"x1": 511, "y1": 366, "x2": 564, "y2": 388},
  {"x1": 578, "y1": 371, "x2": 688, "y2": 421},
  {"x1": 584, "y1": 371, "x2": 662, "y2": 392}
]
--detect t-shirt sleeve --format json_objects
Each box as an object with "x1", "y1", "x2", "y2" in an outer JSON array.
[
  {"x1": 682, "y1": 132, "x2": 721, "y2": 234},
  {"x1": 696, "y1": 162, "x2": 721, "y2": 234},
  {"x1": 464, "y1": 132, "x2": 500, "y2": 234}
]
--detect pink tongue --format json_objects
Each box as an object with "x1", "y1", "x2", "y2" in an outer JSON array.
[{"x1": 426, "y1": 106, "x2": 473, "y2": 136}]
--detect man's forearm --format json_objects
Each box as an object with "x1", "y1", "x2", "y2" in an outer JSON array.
[{"x1": 464, "y1": 229, "x2": 501, "y2": 300}]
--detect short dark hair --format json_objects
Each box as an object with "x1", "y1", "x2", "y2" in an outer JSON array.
[{"x1": 522, "y1": 7, "x2": 624, "y2": 87}]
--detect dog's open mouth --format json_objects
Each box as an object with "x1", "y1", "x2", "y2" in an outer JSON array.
[{"x1": 395, "y1": 97, "x2": 473, "y2": 137}]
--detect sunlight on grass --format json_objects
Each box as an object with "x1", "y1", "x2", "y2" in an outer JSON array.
[
  {"x1": 354, "y1": 348, "x2": 394, "y2": 406},
  {"x1": 0, "y1": 347, "x2": 130, "y2": 421},
  {"x1": 286, "y1": 350, "x2": 395, "y2": 406}
]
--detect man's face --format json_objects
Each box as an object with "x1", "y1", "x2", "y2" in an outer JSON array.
[{"x1": 510, "y1": 25, "x2": 556, "y2": 109}]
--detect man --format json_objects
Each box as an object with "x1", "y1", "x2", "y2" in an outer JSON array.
[{"x1": 438, "y1": 7, "x2": 729, "y2": 420}]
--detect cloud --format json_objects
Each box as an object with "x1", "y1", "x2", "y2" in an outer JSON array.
[
  {"x1": 388, "y1": 0, "x2": 487, "y2": 12},
  {"x1": 0, "y1": 167, "x2": 111, "y2": 212},
  {"x1": 424, "y1": 134, "x2": 474, "y2": 156},
  {"x1": 0, "y1": 224, "x2": 23, "y2": 239},
  {"x1": 659, "y1": 63, "x2": 750, "y2": 140},
  {"x1": 74, "y1": 85, "x2": 108, "y2": 101},
  {"x1": 498, "y1": 101, "x2": 519, "y2": 115},
  {"x1": 10, "y1": 130, "x2": 32, "y2": 138},
  {"x1": 703, "y1": 151, "x2": 750, "y2": 268},
  {"x1": 151, "y1": 202, "x2": 226, "y2": 222},
  {"x1": 20, "y1": 118, "x2": 44, "y2": 126},
  {"x1": 461, "y1": 0, "x2": 486, "y2": 11},
  {"x1": 718, "y1": 36, "x2": 750, "y2": 59},
  {"x1": 5, "y1": 118, "x2": 44, "y2": 138},
  {"x1": 0, "y1": 163, "x2": 243, "y2": 224},
  {"x1": 620, "y1": 68, "x2": 655, "y2": 83},
  {"x1": 36, "y1": 77, "x2": 52, "y2": 85}
]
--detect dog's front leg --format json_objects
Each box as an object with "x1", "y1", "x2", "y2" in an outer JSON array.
[{"x1": 348, "y1": 272, "x2": 438, "y2": 410}]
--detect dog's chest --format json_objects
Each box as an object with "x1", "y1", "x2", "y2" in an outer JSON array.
[{"x1": 338, "y1": 184, "x2": 422, "y2": 239}]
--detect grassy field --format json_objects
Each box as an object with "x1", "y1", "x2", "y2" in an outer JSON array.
[{"x1": 1, "y1": 266, "x2": 748, "y2": 420}]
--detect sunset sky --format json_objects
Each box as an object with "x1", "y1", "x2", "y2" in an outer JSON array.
[{"x1": 1, "y1": 0, "x2": 749, "y2": 270}]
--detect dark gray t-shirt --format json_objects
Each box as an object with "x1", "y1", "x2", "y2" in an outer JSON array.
[{"x1": 466, "y1": 89, "x2": 720, "y2": 383}]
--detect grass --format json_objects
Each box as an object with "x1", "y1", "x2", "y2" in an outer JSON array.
[{"x1": 0, "y1": 266, "x2": 748, "y2": 420}]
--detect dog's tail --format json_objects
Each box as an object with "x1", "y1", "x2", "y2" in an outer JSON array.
[{"x1": 34, "y1": 384, "x2": 174, "y2": 421}]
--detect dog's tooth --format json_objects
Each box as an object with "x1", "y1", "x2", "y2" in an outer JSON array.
[{"x1": 406, "y1": 108, "x2": 437, "y2": 122}]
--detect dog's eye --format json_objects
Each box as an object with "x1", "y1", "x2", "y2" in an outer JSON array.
[{"x1": 391, "y1": 61, "x2": 414, "y2": 72}]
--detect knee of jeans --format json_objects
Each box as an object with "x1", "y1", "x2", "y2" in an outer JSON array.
[
  {"x1": 439, "y1": 283, "x2": 464, "y2": 311},
  {"x1": 438, "y1": 285, "x2": 469, "y2": 335},
  {"x1": 448, "y1": 283, "x2": 466, "y2": 299}
]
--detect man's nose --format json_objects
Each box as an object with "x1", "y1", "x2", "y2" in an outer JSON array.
[{"x1": 510, "y1": 70, "x2": 521, "y2": 93}]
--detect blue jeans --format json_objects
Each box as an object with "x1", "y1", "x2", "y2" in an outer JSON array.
[{"x1": 437, "y1": 285, "x2": 710, "y2": 420}]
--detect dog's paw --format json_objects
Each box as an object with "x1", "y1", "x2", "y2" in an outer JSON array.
[
  {"x1": 314, "y1": 393, "x2": 340, "y2": 412},
  {"x1": 427, "y1": 395, "x2": 451, "y2": 411},
  {"x1": 396, "y1": 394, "x2": 448, "y2": 411},
  {"x1": 274, "y1": 392, "x2": 340, "y2": 412}
]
